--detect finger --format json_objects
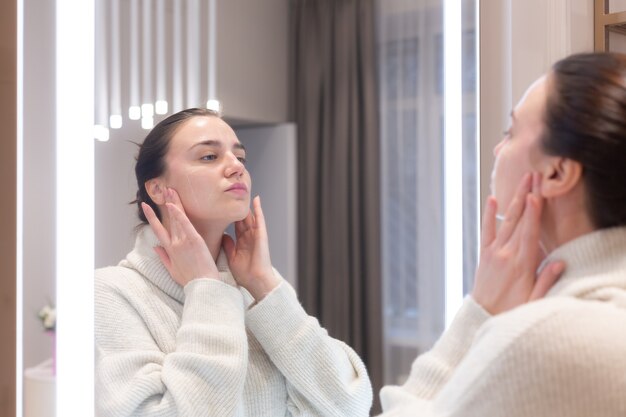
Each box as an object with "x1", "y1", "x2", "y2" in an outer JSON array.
[
  {"x1": 243, "y1": 208, "x2": 255, "y2": 230},
  {"x1": 531, "y1": 172, "x2": 542, "y2": 197},
  {"x1": 142, "y1": 202, "x2": 170, "y2": 245},
  {"x1": 518, "y1": 194, "x2": 542, "y2": 264},
  {"x1": 166, "y1": 203, "x2": 182, "y2": 239},
  {"x1": 221, "y1": 234, "x2": 236, "y2": 262},
  {"x1": 496, "y1": 173, "x2": 532, "y2": 245},
  {"x1": 252, "y1": 196, "x2": 266, "y2": 231},
  {"x1": 234, "y1": 219, "x2": 247, "y2": 237},
  {"x1": 529, "y1": 260, "x2": 565, "y2": 301},
  {"x1": 153, "y1": 246, "x2": 172, "y2": 271},
  {"x1": 167, "y1": 188, "x2": 186, "y2": 215},
  {"x1": 166, "y1": 202, "x2": 198, "y2": 241},
  {"x1": 481, "y1": 196, "x2": 498, "y2": 249}
]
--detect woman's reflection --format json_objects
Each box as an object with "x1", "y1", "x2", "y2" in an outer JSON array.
[{"x1": 95, "y1": 108, "x2": 372, "y2": 416}]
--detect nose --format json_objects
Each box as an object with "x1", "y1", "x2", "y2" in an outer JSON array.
[
  {"x1": 224, "y1": 152, "x2": 245, "y2": 178},
  {"x1": 493, "y1": 139, "x2": 504, "y2": 157}
]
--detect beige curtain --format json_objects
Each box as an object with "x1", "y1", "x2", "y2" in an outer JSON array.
[{"x1": 291, "y1": 0, "x2": 383, "y2": 412}]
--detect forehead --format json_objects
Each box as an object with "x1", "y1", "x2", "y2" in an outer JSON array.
[
  {"x1": 168, "y1": 116, "x2": 240, "y2": 153},
  {"x1": 514, "y1": 75, "x2": 548, "y2": 126}
]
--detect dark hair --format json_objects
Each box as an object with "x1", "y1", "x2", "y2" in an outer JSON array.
[
  {"x1": 542, "y1": 52, "x2": 626, "y2": 229},
  {"x1": 133, "y1": 108, "x2": 220, "y2": 224}
]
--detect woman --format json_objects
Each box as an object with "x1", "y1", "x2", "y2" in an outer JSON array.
[
  {"x1": 380, "y1": 52, "x2": 626, "y2": 416},
  {"x1": 95, "y1": 108, "x2": 372, "y2": 416}
]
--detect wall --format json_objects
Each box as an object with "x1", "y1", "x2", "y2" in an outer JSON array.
[
  {"x1": 95, "y1": 126, "x2": 144, "y2": 268},
  {"x1": 234, "y1": 124, "x2": 298, "y2": 287},
  {"x1": 22, "y1": 0, "x2": 57, "y2": 370},
  {"x1": 480, "y1": 0, "x2": 594, "y2": 204},
  {"x1": 0, "y1": 0, "x2": 17, "y2": 414},
  {"x1": 217, "y1": 0, "x2": 289, "y2": 124}
]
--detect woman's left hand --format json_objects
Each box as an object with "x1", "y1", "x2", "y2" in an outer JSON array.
[{"x1": 222, "y1": 196, "x2": 281, "y2": 301}]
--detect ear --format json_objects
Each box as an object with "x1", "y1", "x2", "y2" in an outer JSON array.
[
  {"x1": 145, "y1": 178, "x2": 166, "y2": 205},
  {"x1": 540, "y1": 156, "x2": 583, "y2": 198}
]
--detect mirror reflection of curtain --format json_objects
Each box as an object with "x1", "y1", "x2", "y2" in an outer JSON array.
[
  {"x1": 377, "y1": 0, "x2": 478, "y2": 386},
  {"x1": 291, "y1": 0, "x2": 384, "y2": 412}
]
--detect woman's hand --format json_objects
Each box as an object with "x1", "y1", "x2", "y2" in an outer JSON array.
[
  {"x1": 141, "y1": 188, "x2": 219, "y2": 287},
  {"x1": 222, "y1": 196, "x2": 280, "y2": 301},
  {"x1": 472, "y1": 173, "x2": 566, "y2": 315}
]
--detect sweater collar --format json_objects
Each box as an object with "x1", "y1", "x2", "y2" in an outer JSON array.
[
  {"x1": 121, "y1": 225, "x2": 234, "y2": 303},
  {"x1": 541, "y1": 226, "x2": 626, "y2": 298}
]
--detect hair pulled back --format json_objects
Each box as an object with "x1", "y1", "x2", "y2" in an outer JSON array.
[
  {"x1": 543, "y1": 52, "x2": 626, "y2": 229},
  {"x1": 133, "y1": 108, "x2": 220, "y2": 224}
]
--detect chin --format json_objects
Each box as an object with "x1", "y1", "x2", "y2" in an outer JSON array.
[{"x1": 231, "y1": 205, "x2": 250, "y2": 222}]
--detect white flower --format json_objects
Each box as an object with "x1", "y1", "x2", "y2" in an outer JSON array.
[{"x1": 38, "y1": 304, "x2": 56, "y2": 331}]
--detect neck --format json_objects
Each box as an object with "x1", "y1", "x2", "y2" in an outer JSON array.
[
  {"x1": 161, "y1": 215, "x2": 227, "y2": 262},
  {"x1": 540, "y1": 197, "x2": 595, "y2": 253},
  {"x1": 197, "y1": 226, "x2": 226, "y2": 262}
]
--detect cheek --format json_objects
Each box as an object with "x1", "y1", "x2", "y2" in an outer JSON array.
[{"x1": 169, "y1": 172, "x2": 217, "y2": 215}]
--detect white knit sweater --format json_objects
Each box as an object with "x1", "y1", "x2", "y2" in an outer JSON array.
[
  {"x1": 95, "y1": 226, "x2": 372, "y2": 417},
  {"x1": 380, "y1": 226, "x2": 626, "y2": 417}
]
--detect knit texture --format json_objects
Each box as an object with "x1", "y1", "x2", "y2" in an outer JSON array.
[
  {"x1": 379, "y1": 226, "x2": 626, "y2": 417},
  {"x1": 95, "y1": 226, "x2": 373, "y2": 417}
]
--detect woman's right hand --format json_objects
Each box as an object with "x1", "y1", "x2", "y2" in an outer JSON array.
[
  {"x1": 472, "y1": 173, "x2": 566, "y2": 315},
  {"x1": 141, "y1": 188, "x2": 220, "y2": 287}
]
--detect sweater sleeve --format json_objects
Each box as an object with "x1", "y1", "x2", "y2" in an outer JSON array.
[
  {"x1": 95, "y1": 277, "x2": 249, "y2": 417},
  {"x1": 379, "y1": 296, "x2": 491, "y2": 413},
  {"x1": 244, "y1": 280, "x2": 373, "y2": 417},
  {"x1": 378, "y1": 298, "x2": 626, "y2": 417}
]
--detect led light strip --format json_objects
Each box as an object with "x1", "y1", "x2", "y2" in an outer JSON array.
[{"x1": 56, "y1": 0, "x2": 95, "y2": 415}]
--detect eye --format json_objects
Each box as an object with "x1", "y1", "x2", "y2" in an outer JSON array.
[
  {"x1": 503, "y1": 128, "x2": 512, "y2": 139},
  {"x1": 200, "y1": 154, "x2": 217, "y2": 161},
  {"x1": 237, "y1": 156, "x2": 247, "y2": 164}
]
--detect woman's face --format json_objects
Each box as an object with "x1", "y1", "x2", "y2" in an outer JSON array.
[
  {"x1": 491, "y1": 76, "x2": 549, "y2": 214},
  {"x1": 161, "y1": 116, "x2": 251, "y2": 227}
]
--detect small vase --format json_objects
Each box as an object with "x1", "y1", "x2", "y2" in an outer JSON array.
[{"x1": 46, "y1": 330, "x2": 56, "y2": 376}]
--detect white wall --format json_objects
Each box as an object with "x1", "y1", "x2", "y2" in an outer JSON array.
[
  {"x1": 480, "y1": 0, "x2": 594, "y2": 204},
  {"x1": 217, "y1": 0, "x2": 290, "y2": 124},
  {"x1": 94, "y1": 126, "x2": 144, "y2": 268},
  {"x1": 22, "y1": 0, "x2": 56, "y2": 369},
  {"x1": 234, "y1": 124, "x2": 298, "y2": 288}
]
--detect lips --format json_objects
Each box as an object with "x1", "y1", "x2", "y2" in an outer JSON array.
[{"x1": 225, "y1": 183, "x2": 248, "y2": 193}]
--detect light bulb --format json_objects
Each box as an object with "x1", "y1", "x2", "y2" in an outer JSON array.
[
  {"x1": 141, "y1": 103, "x2": 154, "y2": 118},
  {"x1": 206, "y1": 99, "x2": 221, "y2": 112},
  {"x1": 94, "y1": 125, "x2": 110, "y2": 142},
  {"x1": 109, "y1": 115, "x2": 123, "y2": 129},
  {"x1": 155, "y1": 100, "x2": 168, "y2": 115},
  {"x1": 129, "y1": 106, "x2": 141, "y2": 120},
  {"x1": 141, "y1": 116, "x2": 154, "y2": 130}
]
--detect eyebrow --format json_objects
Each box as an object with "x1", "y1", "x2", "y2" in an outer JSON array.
[{"x1": 190, "y1": 139, "x2": 246, "y2": 151}]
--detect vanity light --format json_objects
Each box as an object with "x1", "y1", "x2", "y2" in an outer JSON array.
[
  {"x1": 141, "y1": 116, "x2": 155, "y2": 130},
  {"x1": 155, "y1": 100, "x2": 168, "y2": 115},
  {"x1": 94, "y1": 125, "x2": 110, "y2": 142},
  {"x1": 141, "y1": 103, "x2": 154, "y2": 118},
  {"x1": 206, "y1": 99, "x2": 221, "y2": 113},
  {"x1": 56, "y1": 0, "x2": 95, "y2": 415},
  {"x1": 96, "y1": 0, "x2": 220, "y2": 132},
  {"x1": 128, "y1": 105, "x2": 141, "y2": 121},
  {"x1": 109, "y1": 115, "x2": 123, "y2": 129}
]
